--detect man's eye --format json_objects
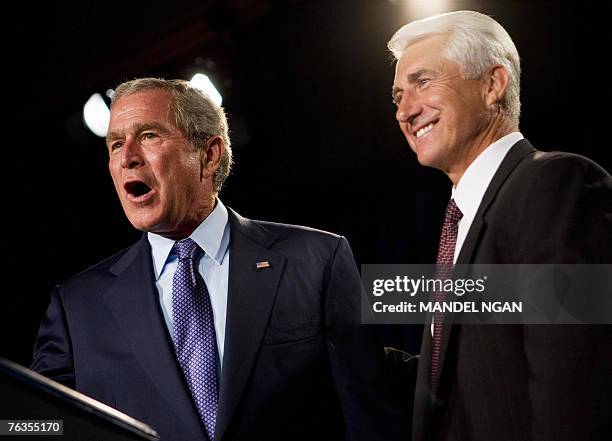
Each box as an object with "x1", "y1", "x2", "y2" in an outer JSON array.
[
  {"x1": 393, "y1": 94, "x2": 402, "y2": 106},
  {"x1": 110, "y1": 142, "x2": 123, "y2": 151},
  {"x1": 142, "y1": 132, "x2": 158, "y2": 142},
  {"x1": 417, "y1": 78, "x2": 430, "y2": 87}
]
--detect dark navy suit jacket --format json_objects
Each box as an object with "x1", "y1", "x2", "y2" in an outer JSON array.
[{"x1": 32, "y1": 208, "x2": 407, "y2": 441}]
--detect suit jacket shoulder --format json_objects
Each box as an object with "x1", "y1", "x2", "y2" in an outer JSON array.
[
  {"x1": 460, "y1": 140, "x2": 611, "y2": 264},
  {"x1": 227, "y1": 209, "x2": 353, "y2": 279},
  {"x1": 230, "y1": 210, "x2": 344, "y2": 249}
]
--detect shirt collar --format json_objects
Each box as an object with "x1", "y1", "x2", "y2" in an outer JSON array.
[
  {"x1": 147, "y1": 198, "x2": 230, "y2": 280},
  {"x1": 452, "y1": 132, "x2": 523, "y2": 221}
]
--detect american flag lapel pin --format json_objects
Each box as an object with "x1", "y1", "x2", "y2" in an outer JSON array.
[{"x1": 255, "y1": 261, "x2": 271, "y2": 269}]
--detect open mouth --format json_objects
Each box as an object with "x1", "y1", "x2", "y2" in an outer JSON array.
[{"x1": 125, "y1": 180, "x2": 153, "y2": 199}]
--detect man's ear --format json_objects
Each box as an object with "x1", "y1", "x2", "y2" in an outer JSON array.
[
  {"x1": 483, "y1": 64, "x2": 510, "y2": 108},
  {"x1": 200, "y1": 136, "x2": 224, "y2": 181}
]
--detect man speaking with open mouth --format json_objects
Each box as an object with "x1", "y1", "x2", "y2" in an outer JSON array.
[{"x1": 31, "y1": 78, "x2": 407, "y2": 441}]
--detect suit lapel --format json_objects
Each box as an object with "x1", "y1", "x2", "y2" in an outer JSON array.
[
  {"x1": 456, "y1": 139, "x2": 536, "y2": 264},
  {"x1": 434, "y1": 140, "x2": 536, "y2": 392},
  {"x1": 103, "y1": 235, "x2": 207, "y2": 440},
  {"x1": 215, "y1": 209, "x2": 286, "y2": 441}
]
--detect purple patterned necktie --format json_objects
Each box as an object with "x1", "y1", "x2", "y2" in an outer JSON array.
[
  {"x1": 172, "y1": 238, "x2": 219, "y2": 440},
  {"x1": 431, "y1": 199, "x2": 463, "y2": 394}
]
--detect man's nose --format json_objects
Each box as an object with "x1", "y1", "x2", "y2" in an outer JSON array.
[
  {"x1": 120, "y1": 138, "x2": 144, "y2": 169},
  {"x1": 395, "y1": 94, "x2": 421, "y2": 126}
]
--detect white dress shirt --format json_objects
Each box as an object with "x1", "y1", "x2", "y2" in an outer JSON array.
[
  {"x1": 147, "y1": 199, "x2": 230, "y2": 366},
  {"x1": 431, "y1": 132, "x2": 523, "y2": 335},
  {"x1": 451, "y1": 132, "x2": 524, "y2": 263}
]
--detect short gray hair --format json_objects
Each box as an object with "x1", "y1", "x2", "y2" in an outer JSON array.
[
  {"x1": 111, "y1": 78, "x2": 233, "y2": 193},
  {"x1": 388, "y1": 10, "x2": 521, "y2": 123}
]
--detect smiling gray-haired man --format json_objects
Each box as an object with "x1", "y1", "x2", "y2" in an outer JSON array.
[{"x1": 389, "y1": 10, "x2": 611, "y2": 441}]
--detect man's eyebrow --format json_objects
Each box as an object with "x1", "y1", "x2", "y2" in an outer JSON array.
[
  {"x1": 392, "y1": 68, "x2": 438, "y2": 99},
  {"x1": 391, "y1": 69, "x2": 436, "y2": 99},
  {"x1": 106, "y1": 122, "x2": 170, "y2": 144},
  {"x1": 106, "y1": 130, "x2": 121, "y2": 145},
  {"x1": 406, "y1": 68, "x2": 435, "y2": 83}
]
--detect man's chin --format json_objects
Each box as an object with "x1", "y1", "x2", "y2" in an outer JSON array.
[
  {"x1": 413, "y1": 141, "x2": 431, "y2": 163},
  {"x1": 124, "y1": 211, "x2": 162, "y2": 233},
  {"x1": 415, "y1": 153, "x2": 439, "y2": 169}
]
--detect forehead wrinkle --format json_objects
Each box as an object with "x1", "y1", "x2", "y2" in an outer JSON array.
[
  {"x1": 108, "y1": 89, "x2": 175, "y2": 129},
  {"x1": 396, "y1": 34, "x2": 451, "y2": 76},
  {"x1": 406, "y1": 68, "x2": 436, "y2": 83},
  {"x1": 106, "y1": 121, "x2": 172, "y2": 144}
]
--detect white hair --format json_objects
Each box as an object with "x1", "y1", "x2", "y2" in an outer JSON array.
[{"x1": 388, "y1": 10, "x2": 521, "y2": 122}]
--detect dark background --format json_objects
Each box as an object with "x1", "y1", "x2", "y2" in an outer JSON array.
[{"x1": 3, "y1": 0, "x2": 608, "y2": 366}]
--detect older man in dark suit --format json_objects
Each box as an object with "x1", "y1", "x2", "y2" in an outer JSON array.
[
  {"x1": 31, "y1": 78, "x2": 407, "y2": 441},
  {"x1": 389, "y1": 10, "x2": 611, "y2": 441}
]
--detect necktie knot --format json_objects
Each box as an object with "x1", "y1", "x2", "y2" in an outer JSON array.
[
  {"x1": 174, "y1": 238, "x2": 202, "y2": 261},
  {"x1": 435, "y1": 199, "x2": 463, "y2": 265},
  {"x1": 444, "y1": 199, "x2": 463, "y2": 226}
]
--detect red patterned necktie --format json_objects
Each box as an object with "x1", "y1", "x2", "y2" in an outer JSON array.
[{"x1": 431, "y1": 199, "x2": 463, "y2": 394}]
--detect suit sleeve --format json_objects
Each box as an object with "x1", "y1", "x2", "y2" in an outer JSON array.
[
  {"x1": 323, "y1": 236, "x2": 409, "y2": 441},
  {"x1": 31, "y1": 287, "x2": 76, "y2": 388},
  {"x1": 508, "y1": 155, "x2": 612, "y2": 440}
]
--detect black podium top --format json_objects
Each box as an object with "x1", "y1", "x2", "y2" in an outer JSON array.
[{"x1": 0, "y1": 357, "x2": 159, "y2": 440}]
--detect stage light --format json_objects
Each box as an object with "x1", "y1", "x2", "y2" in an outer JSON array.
[
  {"x1": 83, "y1": 93, "x2": 110, "y2": 138},
  {"x1": 190, "y1": 73, "x2": 223, "y2": 106},
  {"x1": 389, "y1": 0, "x2": 452, "y2": 19}
]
